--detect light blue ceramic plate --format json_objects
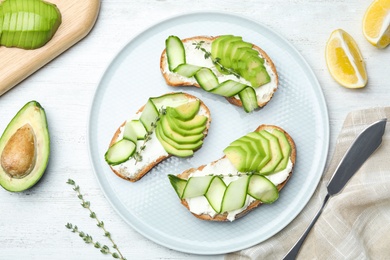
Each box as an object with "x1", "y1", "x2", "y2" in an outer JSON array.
[{"x1": 88, "y1": 11, "x2": 329, "y2": 255}]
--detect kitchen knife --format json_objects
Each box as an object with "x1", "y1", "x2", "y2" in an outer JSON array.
[{"x1": 283, "y1": 118, "x2": 387, "y2": 260}]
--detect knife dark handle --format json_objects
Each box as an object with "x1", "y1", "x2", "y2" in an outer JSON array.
[{"x1": 283, "y1": 194, "x2": 331, "y2": 260}]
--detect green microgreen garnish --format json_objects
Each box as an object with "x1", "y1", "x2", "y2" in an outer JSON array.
[
  {"x1": 193, "y1": 41, "x2": 241, "y2": 79},
  {"x1": 66, "y1": 179, "x2": 126, "y2": 260}
]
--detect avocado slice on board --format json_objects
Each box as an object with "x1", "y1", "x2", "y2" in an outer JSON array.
[
  {"x1": 0, "y1": 0, "x2": 62, "y2": 49},
  {"x1": 0, "y1": 101, "x2": 50, "y2": 192}
]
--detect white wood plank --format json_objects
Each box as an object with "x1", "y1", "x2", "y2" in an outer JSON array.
[{"x1": 0, "y1": 0, "x2": 388, "y2": 259}]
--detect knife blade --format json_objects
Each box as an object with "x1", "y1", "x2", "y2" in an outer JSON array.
[
  {"x1": 283, "y1": 118, "x2": 387, "y2": 260},
  {"x1": 327, "y1": 118, "x2": 387, "y2": 195}
]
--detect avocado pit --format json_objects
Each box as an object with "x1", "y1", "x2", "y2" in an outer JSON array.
[{"x1": 1, "y1": 124, "x2": 36, "y2": 179}]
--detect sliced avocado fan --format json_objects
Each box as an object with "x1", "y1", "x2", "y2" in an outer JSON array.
[{"x1": 0, "y1": 0, "x2": 62, "y2": 49}]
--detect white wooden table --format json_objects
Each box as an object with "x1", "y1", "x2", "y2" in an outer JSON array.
[{"x1": 1, "y1": 0, "x2": 388, "y2": 259}]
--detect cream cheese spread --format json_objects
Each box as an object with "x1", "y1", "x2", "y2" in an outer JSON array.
[
  {"x1": 165, "y1": 39, "x2": 278, "y2": 105},
  {"x1": 111, "y1": 113, "x2": 168, "y2": 179}
]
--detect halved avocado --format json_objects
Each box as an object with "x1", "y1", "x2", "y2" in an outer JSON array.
[{"x1": 0, "y1": 101, "x2": 50, "y2": 192}]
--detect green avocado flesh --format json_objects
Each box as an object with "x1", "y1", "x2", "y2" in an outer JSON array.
[
  {"x1": 211, "y1": 35, "x2": 270, "y2": 88},
  {"x1": 156, "y1": 100, "x2": 208, "y2": 157},
  {"x1": 105, "y1": 93, "x2": 209, "y2": 165},
  {"x1": 0, "y1": 101, "x2": 50, "y2": 192},
  {"x1": 0, "y1": 0, "x2": 62, "y2": 49},
  {"x1": 207, "y1": 35, "x2": 271, "y2": 88},
  {"x1": 223, "y1": 129, "x2": 291, "y2": 175}
]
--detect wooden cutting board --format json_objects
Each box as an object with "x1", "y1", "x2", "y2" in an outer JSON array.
[{"x1": 0, "y1": 0, "x2": 101, "y2": 96}]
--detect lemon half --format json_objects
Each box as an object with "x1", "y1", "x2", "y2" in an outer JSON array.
[
  {"x1": 363, "y1": 0, "x2": 390, "y2": 48},
  {"x1": 325, "y1": 29, "x2": 368, "y2": 89}
]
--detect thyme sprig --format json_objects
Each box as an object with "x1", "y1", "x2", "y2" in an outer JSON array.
[
  {"x1": 207, "y1": 171, "x2": 256, "y2": 178},
  {"x1": 66, "y1": 179, "x2": 126, "y2": 260},
  {"x1": 192, "y1": 41, "x2": 241, "y2": 79},
  {"x1": 133, "y1": 107, "x2": 166, "y2": 164}
]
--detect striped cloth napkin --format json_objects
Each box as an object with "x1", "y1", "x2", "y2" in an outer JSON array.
[{"x1": 226, "y1": 107, "x2": 390, "y2": 260}]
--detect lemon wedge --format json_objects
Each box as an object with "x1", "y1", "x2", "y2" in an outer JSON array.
[
  {"x1": 363, "y1": 0, "x2": 390, "y2": 48},
  {"x1": 325, "y1": 29, "x2": 368, "y2": 89}
]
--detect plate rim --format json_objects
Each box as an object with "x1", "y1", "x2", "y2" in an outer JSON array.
[{"x1": 87, "y1": 10, "x2": 330, "y2": 255}]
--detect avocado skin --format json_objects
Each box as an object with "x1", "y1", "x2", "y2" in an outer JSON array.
[
  {"x1": 0, "y1": 101, "x2": 50, "y2": 192},
  {"x1": 0, "y1": 0, "x2": 62, "y2": 49}
]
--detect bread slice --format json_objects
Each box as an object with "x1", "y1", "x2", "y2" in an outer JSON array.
[
  {"x1": 175, "y1": 124, "x2": 296, "y2": 221},
  {"x1": 107, "y1": 92, "x2": 212, "y2": 182},
  {"x1": 160, "y1": 35, "x2": 279, "y2": 108}
]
